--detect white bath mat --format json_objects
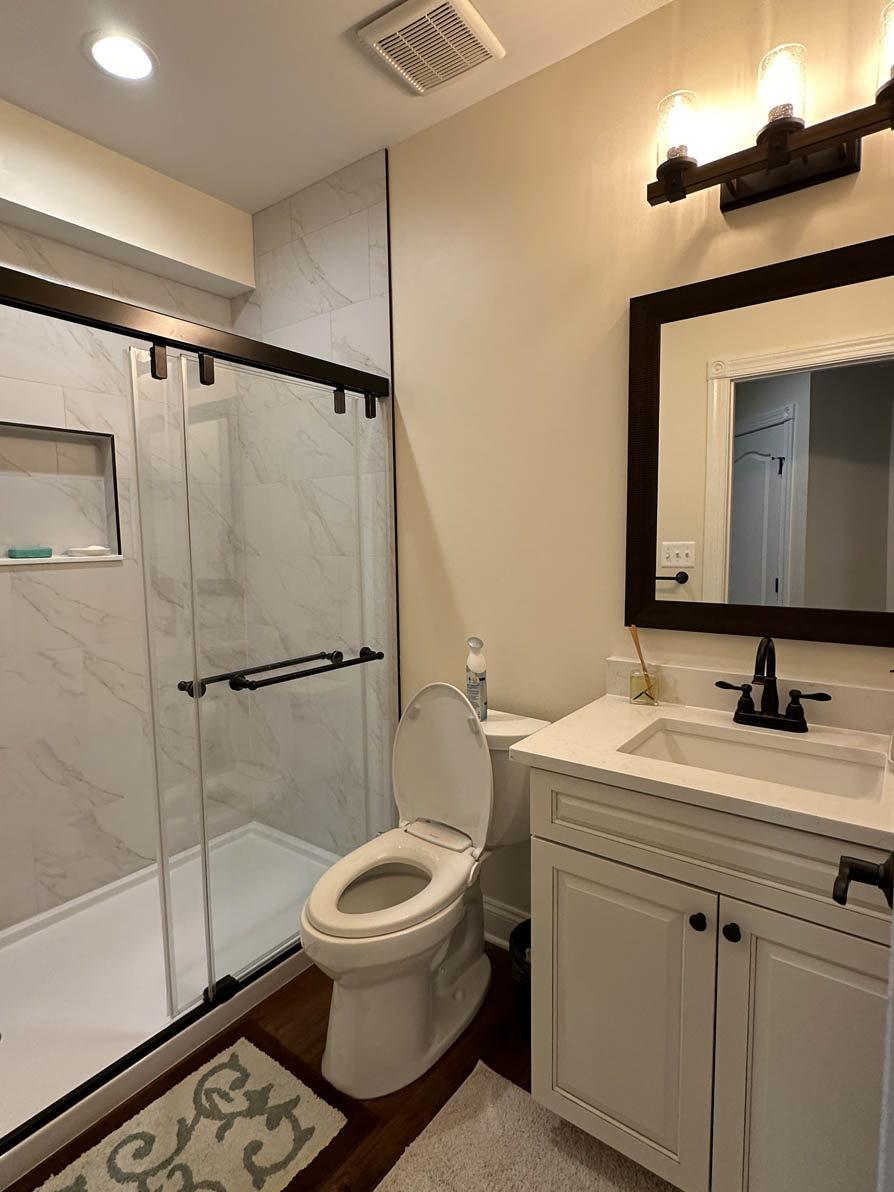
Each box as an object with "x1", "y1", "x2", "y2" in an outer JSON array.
[
  {"x1": 36, "y1": 1037, "x2": 346, "y2": 1192},
  {"x1": 374, "y1": 1061, "x2": 676, "y2": 1191}
]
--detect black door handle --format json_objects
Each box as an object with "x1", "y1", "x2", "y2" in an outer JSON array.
[
  {"x1": 722, "y1": 923, "x2": 742, "y2": 943},
  {"x1": 689, "y1": 913, "x2": 708, "y2": 932},
  {"x1": 833, "y1": 854, "x2": 894, "y2": 908}
]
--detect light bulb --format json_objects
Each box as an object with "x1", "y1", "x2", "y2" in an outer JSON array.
[
  {"x1": 758, "y1": 44, "x2": 807, "y2": 125},
  {"x1": 656, "y1": 91, "x2": 700, "y2": 166},
  {"x1": 90, "y1": 35, "x2": 154, "y2": 81},
  {"x1": 879, "y1": 3, "x2": 894, "y2": 99}
]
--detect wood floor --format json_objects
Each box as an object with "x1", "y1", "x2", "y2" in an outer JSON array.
[{"x1": 13, "y1": 944, "x2": 530, "y2": 1192}]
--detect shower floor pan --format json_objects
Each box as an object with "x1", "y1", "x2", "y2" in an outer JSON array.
[{"x1": 0, "y1": 822, "x2": 337, "y2": 1137}]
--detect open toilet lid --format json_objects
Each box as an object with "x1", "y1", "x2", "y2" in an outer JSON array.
[{"x1": 392, "y1": 682, "x2": 493, "y2": 852}]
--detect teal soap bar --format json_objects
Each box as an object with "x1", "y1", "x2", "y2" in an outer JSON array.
[{"x1": 8, "y1": 547, "x2": 52, "y2": 559}]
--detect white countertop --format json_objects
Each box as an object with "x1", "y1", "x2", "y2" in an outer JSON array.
[{"x1": 511, "y1": 695, "x2": 894, "y2": 850}]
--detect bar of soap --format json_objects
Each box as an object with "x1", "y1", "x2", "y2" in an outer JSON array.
[{"x1": 7, "y1": 547, "x2": 53, "y2": 559}]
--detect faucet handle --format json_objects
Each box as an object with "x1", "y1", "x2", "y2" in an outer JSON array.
[
  {"x1": 715, "y1": 680, "x2": 755, "y2": 714},
  {"x1": 784, "y1": 688, "x2": 832, "y2": 729}
]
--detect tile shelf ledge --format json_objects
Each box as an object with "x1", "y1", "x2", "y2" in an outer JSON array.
[{"x1": 0, "y1": 553, "x2": 124, "y2": 567}]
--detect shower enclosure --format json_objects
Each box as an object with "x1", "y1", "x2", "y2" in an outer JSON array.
[{"x1": 0, "y1": 276, "x2": 396, "y2": 1143}]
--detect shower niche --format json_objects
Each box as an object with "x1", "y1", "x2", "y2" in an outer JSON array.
[{"x1": 0, "y1": 420, "x2": 122, "y2": 564}]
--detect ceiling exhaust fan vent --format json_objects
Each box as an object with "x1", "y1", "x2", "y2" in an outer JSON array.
[{"x1": 358, "y1": 0, "x2": 505, "y2": 94}]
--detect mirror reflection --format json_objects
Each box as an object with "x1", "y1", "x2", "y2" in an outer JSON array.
[{"x1": 657, "y1": 276, "x2": 894, "y2": 612}]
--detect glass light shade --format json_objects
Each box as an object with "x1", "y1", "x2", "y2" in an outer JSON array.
[
  {"x1": 656, "y1": 91, "x2": 700, "y2": 165},
  {"x1": 758, "y1": 43, "x2": 807, "y2": 124},
  {"x1": 90, "y1": 35, "x2": 153, "y2": 80},
  {"x1": 879, "y1": 2, "x2": 894, "y2": 94}
]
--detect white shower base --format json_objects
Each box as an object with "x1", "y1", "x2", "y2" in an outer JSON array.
[{"x1": 0, "y1": 822, "x2": 337, "y2": 1138}]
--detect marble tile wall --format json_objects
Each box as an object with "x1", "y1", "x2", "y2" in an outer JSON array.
[
  {"x1": 229, "y1": 149, "x2": 398, "y2": 851},
  {"x1": 188, "y1": 362, "x2": 397, "y2": 856},
  {"x1": 0, "y1": 312, "x2": 155, "y2": 929},
  {"x1": 0, "y1": 223, "x2": 236, "y2": 932},
  {"x1": 231, "y1": 151, "x2": 391, "y2": 377}
]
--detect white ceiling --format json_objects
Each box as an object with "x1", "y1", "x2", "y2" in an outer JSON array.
[{"x1": 0, "y1": 0, "x2": 670, "y2": 213}]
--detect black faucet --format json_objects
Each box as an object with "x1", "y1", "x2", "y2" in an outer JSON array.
[
  {"x1": 715, "y1": 637, "x2": 831, "y2": 733},
  {"x1": 752, "y1": 636, "x2": 779, "y2": 715}
]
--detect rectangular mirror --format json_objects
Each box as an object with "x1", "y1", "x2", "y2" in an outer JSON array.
[{"x1": 626, "y1": 237, "x2": 894, "y2": 646}]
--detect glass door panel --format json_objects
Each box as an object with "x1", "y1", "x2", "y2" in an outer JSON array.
[
  {"x1": 181, "y1": 357, "x2": 378, "y2": 981},
  {"x1": 131, "y1": 347, "x2": 213, "y2": 1012}
]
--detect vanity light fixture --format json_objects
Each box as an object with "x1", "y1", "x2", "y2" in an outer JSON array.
[
  {"x1": 655, "y1": 91, "x2": 701, "y2": 200},
  {"x1": 88, "y1": 34, "x2": 154, "y2": 80},
  {"x1": 757, "y1": 44, "x2": 807, "y2": 131},
  {"x1": 648, "y1": 12, "x2": 894, "y2": 211}
]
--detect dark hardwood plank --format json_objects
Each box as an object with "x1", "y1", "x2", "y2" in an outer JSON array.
[{"x1": 11, "y1": 944, "x2": 530, "y2": 1192}]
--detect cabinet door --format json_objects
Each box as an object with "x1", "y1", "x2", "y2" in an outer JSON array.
[
  {"x1": 531, "y1": 838, "x2": 718, "y2": 1192},
  {"x1": 713, "y1": 897, "x2": 888, "y2": 1192}
]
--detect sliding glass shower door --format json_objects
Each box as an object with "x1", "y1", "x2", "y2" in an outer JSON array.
[
  {"x1": 179, "y1": 356, "x2": 393, "y2": 986},
  {"x1": 133, "y1": 345, "x2": 395, "y2": 1012}
]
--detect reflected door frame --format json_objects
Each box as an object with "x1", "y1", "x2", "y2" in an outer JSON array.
[{"x1": 702, "y1": 332, "x2": 894, "y2": 603}]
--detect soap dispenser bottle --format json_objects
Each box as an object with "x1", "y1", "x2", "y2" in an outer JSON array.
[{"x1": 466, "y1": 637, "x2": 488, "y2": 721}]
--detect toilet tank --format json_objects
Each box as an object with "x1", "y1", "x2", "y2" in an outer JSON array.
[{"x1": 483, "y1": 710, "x2": 550, "y2": 847}]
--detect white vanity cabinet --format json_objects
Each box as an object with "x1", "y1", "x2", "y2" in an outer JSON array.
[
  {"x1": 532, "y1": 839, "x2": 717, "y2": 1192},
  {"x1": 529, "y1": 768, "x2": 891, "y2": 1192},
  {"x1": 712, "y1": 899, "x2": 888, "y2": 1192}
]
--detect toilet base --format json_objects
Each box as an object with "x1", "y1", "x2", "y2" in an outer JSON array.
[{"x1": 319, "y1": 888, "x2": 491, "y2": 1099}]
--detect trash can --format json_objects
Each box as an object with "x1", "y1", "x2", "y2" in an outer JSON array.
[{"x1": 509, "y1": 918, "x2": 532, "y2": 1038}]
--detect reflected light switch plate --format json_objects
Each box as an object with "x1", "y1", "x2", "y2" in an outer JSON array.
[{"x1": 661, "y1": 541, "x2": 696, "y2": 566}]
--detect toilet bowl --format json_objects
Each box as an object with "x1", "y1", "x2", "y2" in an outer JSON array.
[{"x1": 300, "y1": 682, "x2": 548, "y2": 1099}]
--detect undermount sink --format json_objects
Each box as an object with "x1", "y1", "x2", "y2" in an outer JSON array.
[{"x1": 619, "y1": 718, "x2": 886, "y2": 800}]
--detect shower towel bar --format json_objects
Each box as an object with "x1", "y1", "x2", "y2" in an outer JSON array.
[
  {"x1": 178, "y1": 649, "x2": 344, "y2": 698},
  {"x1": 230, "y1": 647, "x2": 384, "y2": 691}
]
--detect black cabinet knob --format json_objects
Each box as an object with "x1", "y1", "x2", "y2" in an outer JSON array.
[
  {"x1": 689, "y1": 913, "x2": 708, "y2": 932},
  {"x1": 722, "y1": 923, "x2": 742, "y2": 943}
]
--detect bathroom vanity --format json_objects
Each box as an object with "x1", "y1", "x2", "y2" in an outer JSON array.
[{"x1": 513, "y1": 691, "x2": 893, "y2": 1192}]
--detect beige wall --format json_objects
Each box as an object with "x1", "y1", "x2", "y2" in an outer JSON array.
[
  {"x1": 389, "y1": 0, "x2": 894, "y2": 911},
  {"x1": 0, "y1": 99, "x2": 254, "y2": 296}
]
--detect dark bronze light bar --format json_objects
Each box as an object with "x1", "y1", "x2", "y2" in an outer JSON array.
[
  {"x1": 650, "y1": 15, "x2": 894, "y2": 212},
  {"x1": 649, "y1": 95, "x2": 893, "y2": 211}
]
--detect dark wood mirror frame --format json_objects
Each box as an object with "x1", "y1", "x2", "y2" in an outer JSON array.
[{"x1": 625, "y1": 235, "x2": 894, "y2": 648}]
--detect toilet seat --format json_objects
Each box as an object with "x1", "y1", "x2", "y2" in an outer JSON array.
[
  {"x1": 392, "y1": 682, "x2": 494, "y2": 855},
  {"x1": 304, "y1": 684, "x2": 493, "y2": 942},
  {"x1": 304, "y1": 827, "x2": 475, "y2": 939}
]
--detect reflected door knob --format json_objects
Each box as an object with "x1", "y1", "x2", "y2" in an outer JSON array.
[{"x1": 722, "y1": 923, "x2": 742, "y2": 943}]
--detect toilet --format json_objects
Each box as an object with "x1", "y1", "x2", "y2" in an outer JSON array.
[{"x1": 300, "y1": 682, "x2": 548, "y2": 1099}]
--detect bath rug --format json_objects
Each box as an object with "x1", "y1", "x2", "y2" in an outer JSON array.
[
  {"x1": 31, "y1": 1028, "x2": 356, "y2": 1192},
  {"x1": 374, "y1": 1061, "x2": 675, "y2": 1192}
]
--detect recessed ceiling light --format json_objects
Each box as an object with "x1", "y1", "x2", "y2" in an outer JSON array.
[{"x1": 89, "y1": 34, "x2": 154, "y2": 80}]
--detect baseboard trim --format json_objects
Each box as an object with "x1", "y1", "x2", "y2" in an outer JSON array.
[
  {"x1": 483, "y1": 897, "x2": 528, "y2": 949},
  {"x1": 0, "y1": 949, "x2": 311, "y2": 1186}
]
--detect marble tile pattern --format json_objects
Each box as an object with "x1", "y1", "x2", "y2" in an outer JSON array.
[
  {"x1": 230, "y1": 151, "x2": 398, "y2": 852},
  {"x1": 235, "y1": 151, "x2": 392, "y2": 378},
  {"x1": 196, "y1": 363, "x2": 398, "y2": 855},
  {"x1": 0, "y1": 311, "x2": 157, "y2": 929}
]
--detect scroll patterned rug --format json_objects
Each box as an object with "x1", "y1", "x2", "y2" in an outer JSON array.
[
  {"x1": 374, "y1": 1062, "x2": 675, "y2": 1191},
  {"x1": 34, "y1": 1030, "x2": 356, "y2": 1192}
]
